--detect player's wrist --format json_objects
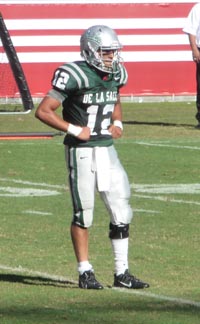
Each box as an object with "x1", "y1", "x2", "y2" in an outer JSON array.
[
  {"x1": 67, "y1": 123, "x2": 83, "y2": 137},
  {"x1": 113, "y1": 120, "x2": 123, "y2": 130}
]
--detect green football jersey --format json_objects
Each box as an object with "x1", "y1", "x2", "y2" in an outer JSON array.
[{"x1": 51, "y1": 61, "x2": 128, "y2": 147}]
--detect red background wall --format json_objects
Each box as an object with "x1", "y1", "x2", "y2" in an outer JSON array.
[{"x1": 0, "y1": 2, "x2": 196, "y2": 98}]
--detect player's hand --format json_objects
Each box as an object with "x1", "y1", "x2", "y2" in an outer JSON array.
[
  {"x1": 108, "y1": 124, "x2": 122, "y2": 139},
  {"x1": 67, "y1": 124, "x2": 90, "y2": 140},
  {"x1": 192, "y1": 49, "x2": 200, "y2": 63},
  {"x1": 77, "y1": 126, "x2": 91, "y2": 141}
]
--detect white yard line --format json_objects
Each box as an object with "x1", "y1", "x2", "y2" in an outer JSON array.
[
  {"x1": 22, "y1": 210, "x2": 53, "y2": 216},
  {"x1": 0, "y1": 264, "x2": 199, "y2": 308},
  {"x1": 133, "y1": 183, "x2": 200, "y2": 194},
  {"x1": 0, "y1": 178, "x2": 66, "y2": 189},
  {"x1": 131, "y1": 183, "x2": 200, "y2": 205},
  {"x1": 0, "y1": 186, "x2": 60, "y2": 197},
  {"x1": 113, "y1": 288, "x2": 200, "y2": 308},
  {"x1": 0, "y1": 178, "x2": 67, "y2": 197},
  {"x1": 133, "y1": 194, "x2": 200, "y2": 206},
  {"x1": 136, "y1": 142, "x2": 200, "y2": 150},
  {"x1": 1, "y1": 178, "x2": 200, "y2": 205},
  {"x1": 134, "y1": 209, "x2": 161, "y2": 214}
]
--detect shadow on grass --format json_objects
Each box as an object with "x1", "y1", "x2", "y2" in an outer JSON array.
[
  {"x1": 123, "y1": 121, "x2": 196, "y2": 127},
  {"x1": 0, "y1": 273, "x2": 77, "y2": 288},
  {"x1": 1, "y1": 273, "x2": 199, "y2": 323},
  {"x1": 0, "y1": 296, "x2": 199, "y2": 324}
]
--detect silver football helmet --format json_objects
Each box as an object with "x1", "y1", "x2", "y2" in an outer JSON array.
[{"x1": 80, "y1": 25, "x2": 123, "y2": 73}]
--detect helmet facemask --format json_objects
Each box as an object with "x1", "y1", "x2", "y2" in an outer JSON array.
[{"x1": 96, "y1": 47, "x2": 122, "y2": 73}]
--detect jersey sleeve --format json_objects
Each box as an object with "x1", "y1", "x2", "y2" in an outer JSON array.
[
  {"x1": 51, "y1": 63, "x2": 79, "y2": 97},
  {"x1": 117, "y1": 64, "x2": 128, "y2": 89}
]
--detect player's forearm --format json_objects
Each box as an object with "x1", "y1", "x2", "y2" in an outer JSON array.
[
  {"x1": 35, "y1": 95, "x2": 69, "y2": 132},
  {"x1": 188, "y1": 34, "x2": 200, "y2": 60},
  {"x1": 35, "y1": 99, "x2": 90, "y2": 140},
  {"x1": 35, "y1": 106, "x2": 68, "y2": 132},
  {"x1": 112, "y1": 97, "x2": 122, "y2": 122}
]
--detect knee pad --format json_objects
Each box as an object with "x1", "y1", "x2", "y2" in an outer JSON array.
[{"x1": 109, "y1": 223, "x2": 129, "y2": 239}]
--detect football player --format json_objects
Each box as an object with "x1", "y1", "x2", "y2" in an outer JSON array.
[{"x1": 35, "y1": 25, "x2": 149, "y2": 290}]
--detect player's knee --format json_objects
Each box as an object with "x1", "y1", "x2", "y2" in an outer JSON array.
[
  {"x1": 109, "y1": 223, "x2": 129, "y2": 239},
  {"x1": 124, "y1": 203, "x2": 133, "y2": 223},
  {"x1": 111, "y1": 200, "x2": 133, "y2": 224}
]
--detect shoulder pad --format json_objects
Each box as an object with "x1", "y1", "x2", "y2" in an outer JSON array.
[
  {"x1": 60, "y1": 62, "x2": 90, "y2": 89},
  {"x1": 118, "y1": 64, "x2": 128, "y2": 86},
  {"x1": 52, "y1": 62, "x2": 90, "y2": 92}
]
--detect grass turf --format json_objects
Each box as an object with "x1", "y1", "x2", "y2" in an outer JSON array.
[{"x1": 0, "y1": 101, "x2": 200, "y2": 323}]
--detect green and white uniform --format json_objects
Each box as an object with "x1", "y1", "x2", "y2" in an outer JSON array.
[{"x1": 49, "y1": 61, "x2": 133, "y2": 228}]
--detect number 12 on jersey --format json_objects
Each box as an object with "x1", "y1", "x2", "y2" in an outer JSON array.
[{"x1": 87, "y1": 104, "x2": 113, "y2": 136}]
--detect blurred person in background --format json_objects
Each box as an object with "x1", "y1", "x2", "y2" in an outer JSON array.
[{"x1": 183, "y1": 2, "x2": 200, "y2": 128}]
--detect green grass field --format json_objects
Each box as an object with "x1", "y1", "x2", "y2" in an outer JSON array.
[{"x1": 0, "y1": 101, "x2": 200, "y2": 323}]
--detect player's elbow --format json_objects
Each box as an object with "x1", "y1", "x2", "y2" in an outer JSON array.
[
  {"x1": 35, "y1": 108, "x2": 41, "y2": 120},
  {"x1": 35, "y1": 106, "x2": 45, "y2": 122}
]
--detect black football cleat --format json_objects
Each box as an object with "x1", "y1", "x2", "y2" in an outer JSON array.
[
  {"x1": 113, "y1": 269, "x2": 149, "y2": 289},
  {"x1": 79, "y1": 270, "x2": 104, "y2": 289}
]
